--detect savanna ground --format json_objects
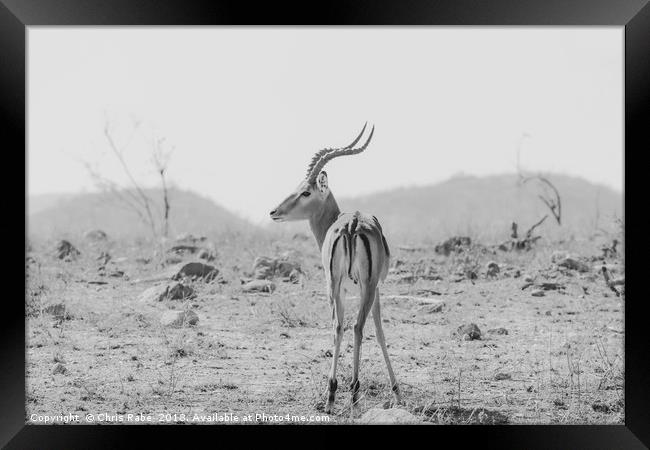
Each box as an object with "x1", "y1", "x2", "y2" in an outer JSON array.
[{"x1": 26, "y1": 227, "x2": 624, "y2": 425}]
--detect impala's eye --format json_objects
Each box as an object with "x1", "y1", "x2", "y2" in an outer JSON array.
[{"x1": 301, "y1": 191, "x2": 311, "y2": 197}]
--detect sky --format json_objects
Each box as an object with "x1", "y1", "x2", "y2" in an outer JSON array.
[{"x1": 28, "y1": 27, "x2": 623, "y2": 224}]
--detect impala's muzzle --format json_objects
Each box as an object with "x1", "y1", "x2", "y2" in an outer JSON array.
[{"x1": 269, "y1": 208, "x2": 286, "y2": 222}]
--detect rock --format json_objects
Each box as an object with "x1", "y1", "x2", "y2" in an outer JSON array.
[
  {"x1": 457, "y1": 323, "x2": 481, "y2": 340},
  {"x1": 435, "y1": 236, "x2": 472, "y2": 256},
  {"x1": 138, "y1": 282, "x2": 194, "y2": 303},
  {"x1": 198, "y1": 248, "x2": 217, "y2": 262},
  {"x1": 557, "y1": 256, "x2": 590, "y2": 272},
  {"x1": 523, "y1": 274, "x2": 534, "y2": 282},
  {"x1": 359, "y1": 408, "x2": 420, "y2": 424},
  {"x1": 531, "y1": 289, "x2": 545, "y2": 297},
  {"x1": 169, "y1": 240, "x2": 217, "y2": 262},
  {"x1": 54, "y1": 240, "x2": 80, "y2": 260},
  {"x1": 160, "y1": 310, "x2": 199, "y2": 327},
  {"x1": 592, "y1": 400, "x2": 621, "y2": 413},
  {"x1": 169, "y1": 262, "x2": 218, "y2": 282},
  {"x1": 107, "y1": 269, "x2": 125, "y2": 278},
  {"x1": 175, "y1": 233, "x2": 207, "y2": 244},
  {"x1": 487, "y1": 327, "x2": 508, "y2": 335},
  {"x1": 169, "y1": 244, "x2": 201, "y2": 255},
  {"x1": 494, "y1": 372, "x2": 511, "y2": 381},
  {"x1": 43, "y1": 303, "x2": 67, "y2": 319},
  {"x1": 551, "y1": 250, "x2": 570, "y2": 263},
  {"x1": 290, "y1": 268, "x2": 302, "y2": 282},
  {"x1": 252, "y1": 256, "x2": 277, "y2": 280},
  {"x1": 254, "y1": 266, "x2": 275, "y2": 280},
  {"x1": 242, "y1": 280, "x2": 276, "y2": 293},
  {"x1": 486, "y1": 261, "x2": 500, "y2": 278},
  {"x1": 276, "y1": 260, "x2": 301, "y2": 277},
  {"x1": 420, "y1": 300, "x2": 445, "y2": 314},
  {"x1": 52, "y1": 363, "x2": 67, "y2": 375},
  {"x1": 167, "y1": 282, "x2": 194, "y2": 300},
  {"x1": 252, "y1": 256, "x2": 301, "y2": 280},
  {"x1": 84, "y1": 229, "x2": 108, "y2": 241},
  {"x1": 539, "y1": 282, "x2": 564, "y2": 291}
]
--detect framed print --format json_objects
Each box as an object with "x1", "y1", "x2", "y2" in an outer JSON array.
[{"x1": 3, "y1": 0, "x2": 648, "y2": 447}]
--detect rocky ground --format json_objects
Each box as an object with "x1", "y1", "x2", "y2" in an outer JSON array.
[{"x1": 26, "y1": 230, "x2": 624, "y2": 424}]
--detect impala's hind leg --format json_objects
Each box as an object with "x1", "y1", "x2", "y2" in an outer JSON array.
[
  {"x1": 324, "y1": 275, "x2": 344, "y2": 414},
  {"x1": 372, "y1": 290, "x2": 402, "y2": 404},
  {"x1": 351, "y1": 283, "x2": 376, "y2": 410}
]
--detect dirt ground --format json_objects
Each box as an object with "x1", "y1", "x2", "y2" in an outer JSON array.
[{"x1": 25, "y1": 231, "x2": 624, "y2": 425}]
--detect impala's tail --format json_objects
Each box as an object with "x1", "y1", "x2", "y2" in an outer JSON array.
[{"x1": 339, "y1": 212, "x2": 373, "y2": 284}]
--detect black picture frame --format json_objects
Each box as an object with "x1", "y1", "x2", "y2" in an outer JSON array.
[{"x1": 4, "y1": 0, "x2": 648, "y2": 447}]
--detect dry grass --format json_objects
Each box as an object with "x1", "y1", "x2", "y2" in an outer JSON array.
[{"x1": 25, "y1": 226, "x2": 624, "y2": 424}]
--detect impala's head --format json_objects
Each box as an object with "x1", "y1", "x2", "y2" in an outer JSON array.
[{"x1": 270, "y1": 123, "x2": 374, "y2": 222}]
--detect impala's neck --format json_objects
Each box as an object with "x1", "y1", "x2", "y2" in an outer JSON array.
[{"x1": 309, "y1": 192, "x2": 341, "y2": 250}]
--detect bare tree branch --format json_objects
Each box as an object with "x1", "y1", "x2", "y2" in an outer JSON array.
[
  {"x1": 515, "y1": 135, "x2": 562, "y2": 225},
  {"x1": 80, "y1": 118, "x2": 177, "y2": 242},
  {"x1": 151, "y1": 136, "x2": 173, "y2": 237},
  {"x1": 522, "y1": 175, "x2": 562, "y2": 225},
  {"x1": 103, "y1": 120, "x2": 158, "y2": 236},
  {"x1": 82, "y1": 160, "x2": 151, "y2": 226},
  {"x1": 525, "y1": 214, "x2": 548, "y2": 238}
]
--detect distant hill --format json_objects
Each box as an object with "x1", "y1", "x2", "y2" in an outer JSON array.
[
  {"x1": 27, "y1": 192, "x2": 77, "y2": 216},
  {"x1": 28, "y1": 188, "x2": 257, "y2": 240},
  {"x1": 335, "y1": 173, "x2": 622, "y2": 244},
  {"x1": 30, "y1": 174, "x2": 622, "y2": 245}
]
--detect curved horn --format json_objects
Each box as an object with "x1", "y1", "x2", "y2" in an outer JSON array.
[{"x1": 306, "y1": 124, "x2": 374, "y2": 183}]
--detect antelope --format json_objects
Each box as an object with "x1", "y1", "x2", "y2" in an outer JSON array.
[{"x1": 270, "y1": 124, "x2": 401, "y2": 414}]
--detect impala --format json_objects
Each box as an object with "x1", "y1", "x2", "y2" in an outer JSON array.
[{"x1": 270, "y1": 124, "x2": 401, "y2": 414}]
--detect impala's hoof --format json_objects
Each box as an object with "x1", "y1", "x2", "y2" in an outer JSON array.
[{"x1": 392, "y1": 384, "x2": 403, "y2": 403}]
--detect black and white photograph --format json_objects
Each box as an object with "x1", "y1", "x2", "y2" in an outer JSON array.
[{"x1": 24, "y1": 26, "x2": 627, "y2": 426}]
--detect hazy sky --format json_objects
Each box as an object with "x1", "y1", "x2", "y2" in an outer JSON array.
[{"x1": 28, "y1": 27, "x2": 623, "y2": 223}]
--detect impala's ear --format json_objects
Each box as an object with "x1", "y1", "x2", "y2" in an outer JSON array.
[{"x1": 316, "y1": 171, "x2": 329, "y2": 195}]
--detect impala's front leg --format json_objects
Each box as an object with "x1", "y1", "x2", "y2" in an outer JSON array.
[{"x1": 325, "y1": 278, "x2": 344, "y2": 415}]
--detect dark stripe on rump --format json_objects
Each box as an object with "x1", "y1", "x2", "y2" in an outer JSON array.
[
  {"x1": 381, "y1": 233, "x2": 390, "y2": 258},
  {"x1": 330, "y1": 235, "x2": 341, "y2": 275},
  {"x1": 359, "y1": 233, "x2": 373, "y2": 281},
  {"x1": 347, "y1": 234, "x2": 354, "y2": 280}
]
